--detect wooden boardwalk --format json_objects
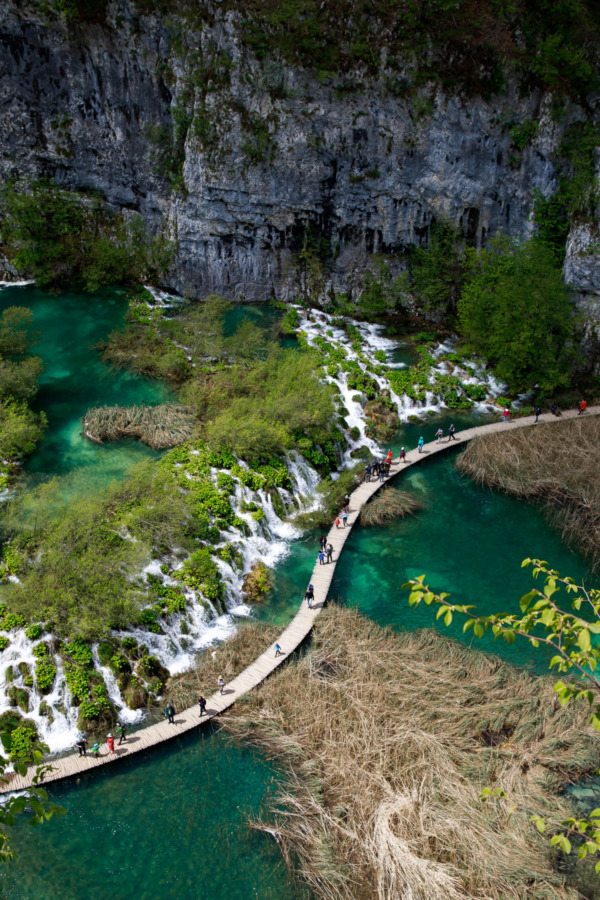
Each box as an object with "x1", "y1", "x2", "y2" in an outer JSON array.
[{"x1": 2, "y1": 405, "x2": 597, "y2": 792}]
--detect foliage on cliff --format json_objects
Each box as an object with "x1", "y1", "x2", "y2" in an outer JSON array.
[
  {"x1": 0, "y1": 180, "x2": 175, "y2": 291},
  {"x1": 457, "y1": 235, "x2": 577, "y2": 393}
]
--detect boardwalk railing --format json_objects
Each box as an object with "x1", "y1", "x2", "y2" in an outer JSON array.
[{"x1": 2, "y1": 406, "x2": 597, "y2": 792}]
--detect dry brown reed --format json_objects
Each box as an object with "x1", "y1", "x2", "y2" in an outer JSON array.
[
  {"x1": 220, "y1": 606, "x2": 598, "y2": 900},
  {"x1": 360, "y1": 488, "x2": 423, "y2": 527},
  {"x1": 162, "y1": 621, "x2": 281, "y2": 711},
  {"x1": 456, "y1": 417, "x2": 600, "y2": 570},
  {"x1": 83, "y1": 403, "x2": 196, "y2": 449}
]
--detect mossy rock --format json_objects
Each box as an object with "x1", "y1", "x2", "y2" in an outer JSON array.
[
  {"x1": 109, "y1": 653, "x2": 131, "y2": 677},
  {"x1": 39, "y1": 701, "x2": 55, "y2": 725},
  {"x1": 77, "y1": 702, "x2": 117, "y2": 734},
  {"x1": 17, "y1": 662, "x2": 33, "y2": 688},
  {"x1": 5, "y1": 665, "x2": 14, "y2": 683},
  {"x1": 97, "y1": 639, "x2": 117, "y2": 667},
  {"x1": 135, "y1": 655, "x2": 170, "y2": 688},
  {"x1": 350, "y1": 445, "x2": 371, "y2": 459},
  {"x1": 364, "y1": 400, "x2": 400, "y2": 442},
  {"x1": 7, "y1": 686, "x2": 29, "y2": 713},
  {"x1": 242, "y1": 561, "x2": 273, "y2": 603},
  {"x1": 123, "y1": 678, "x2": 149, "y2": 710}
]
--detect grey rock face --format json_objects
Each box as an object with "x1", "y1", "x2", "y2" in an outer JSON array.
[{"x1": 0, "y1": 2, "x2": 596, "y2": 303}]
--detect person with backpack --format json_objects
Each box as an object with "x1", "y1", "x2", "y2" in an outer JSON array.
[
  {"x1": 75, "y1": 737, "x2": 87, "y2": 757},
  {"x1": 534, "y1": 405, "x2": 541, "y2": 423},
  {"x1": 165, "y1": 703, "x2": 175, "y2": 724},
  {"x1": 198, "y1": 695, "x2": 207, "y2": 717},
  {"x1": 274, "y1": 643, "x2": 283, "y2": 657},
  {"x1": 217, "y1": 676, "x2": 226, "y2": 695},
  {"x1": 399, "y1": 447, "x2": 406, "y2": 462},
  {"x1": 107, "y1": 733, "x2": 115, "y2": 754},
  {"x1": 342, "y1": 510, "x2": 349, "y2": 526},
  {"x1": 92, "y1": 742, "x2": 101, "y2": 758},
  {"x1": 364, "y1": 464, "x2": 371, "y2": 483},
  {"x1": 417, "y1": 436, "x2": 424, "y2": 454},
  {"x1": 448, "y1": 424, "x2": 456, "y2": 441},
  {"x1": 305, "y1": 585, "x2": 314, "y2": 609},
  {"x1": 118, "y1": 722, "x2": 127, "y2": 745},
  {"x1": 436, "y1": 427, "x2": 443, "y2": 444}
]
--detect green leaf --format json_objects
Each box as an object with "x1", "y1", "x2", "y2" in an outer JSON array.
[
  {"x1": 578, "y1": 629, "x2": 592, "y2": 653},
  {"x1": 473, "y1": 623, "x2": 484, "y2": 638},
  {"x1": 444, "y1": 610, "x2": 453, "y2": 626}
]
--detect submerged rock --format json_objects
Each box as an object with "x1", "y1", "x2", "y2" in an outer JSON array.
[{"x1": 242, "y1": 561, "x2": 273, "y2": 603}]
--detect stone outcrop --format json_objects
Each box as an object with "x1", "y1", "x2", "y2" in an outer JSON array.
[{"x1": 0, "y1": 1, "x2": 598, "y2": 303}]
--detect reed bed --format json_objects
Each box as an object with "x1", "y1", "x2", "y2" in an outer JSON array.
[
  {"x1": 456, "y1": 417, "x2": 600, "y2": 570},
  {"x1": 83, "y1": 403, "x2": 196, "y2": 449},
  {"x1": 360, "y1": 488, "x2": 423, "y2": 527},
  {"x1": 220, "y1": 606, "x2": 598, "y2": 900}
]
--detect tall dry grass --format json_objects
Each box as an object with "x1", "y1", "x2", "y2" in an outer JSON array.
[
  {"x1": 220, "y1": 606, "x2": 598, "y2": 900},
  {"x1": 83, "y1": 403, "x2": 196, "y2": 449},
  {"x1": 456, "y1": 417, "x2": 600, "y2": 570},
  {"x1": 360, "y1": 488, "x2": 423, "y2": 527}
]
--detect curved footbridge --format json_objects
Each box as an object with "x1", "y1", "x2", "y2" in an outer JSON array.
[{"x1": 3, "y1": 406, "x2": 598, "y2": 792}]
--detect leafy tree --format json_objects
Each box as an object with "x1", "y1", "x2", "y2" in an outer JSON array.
[
  {"x1": 410, "y1": 221, "x2": 464, "y2": 314},
  {"x1": 404, "y1": 558, "x2": 600, "y2": 873},
  {"x1": 0, "y1": 715, "x2": 64, "y2": 862},
  {"x1": 0, "y1": 399, "x2": 46, "y2": 460},
  {"x1": 457, "y1": 235, "x2": 576, "y2": 392},
  {"x1": 357, "y1": 260, "x2": 408, "y2": 318}
]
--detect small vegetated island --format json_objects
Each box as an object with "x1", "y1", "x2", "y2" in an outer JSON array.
[{"x1": 0, "y1": 0, "x2": 600, "y2": 892}]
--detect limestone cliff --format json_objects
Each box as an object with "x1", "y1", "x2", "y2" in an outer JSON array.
[{"x1": 0, "y1": 0, "x2": 598, "y2": 303}]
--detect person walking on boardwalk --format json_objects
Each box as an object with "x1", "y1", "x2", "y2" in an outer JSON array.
[
  {"x1": 342, "y1": 510, "x2": 349, "y2": 527},
  {"x1": 107, "y1": 733, "x2": 115, "y2": 754},
  {"x1": 364, "y1": 463, "x2": 371, "y2": 482},
  {"x1": 75, "y1": 737, "x2": 87, "y2": 757},
  {"x1": 436, "y1": 427, "x2": 443, "y2": 444},
  {"x1": 326, "y1": 542, "x2": 333, "y2": 563},
  {"x1": 379, "y1": 462, "x2": 385, "y2": 482},
  {"x1": 305, "y1": 584, "x2": 314, "y2": 609},
  {"x1": 274, "y1": 643, "x2": 283, "y2": 657},
  {"x1": 318, "y1": 550, "x2": 325, "y2": 565},
  {"x1": 386, "y1": 448, "x2": 393, "y2": 464},
  {"x1": 400, "y1": 446, "x2": 406, "y2": 462},
  {"x1": 118, "y1": 722, "x2": 127, "y2": 745},
  {"x1": 165, "y1": 702, "x2": 175, "y2": 724},
  {"x1": 417, "y1": 436, "x2": 424, "y2": 454},
  {"x1": 448, "y1": 424, "x2": 456, "y2": 441},
  {"x1": 319, "y1": 535, "x2": 327, "y2": 551},
  {"x1": 343, "y1": 495, "x2": 350, "y2": 511},
  {"x1": 579, "y1": 399, "x2": 587, "y2": 415},
  {"x1": 335, "y1": 516, "x2": 341, "y2": 528},
  {"x1": 534, "y1": 405, "x2": 541, "y2": 423},
  {"x1": 198, "y1": 695, "x2": 207, "y2": 717},
  {"x1": 218, "y1": 676, "x2": 226, "y2": 695},
  {"x1": 92, "y1": 742, "x2": 100, "y2": 758},
  {"x1": 503, "y1": 407, "x2": 510, "y2": 422}
]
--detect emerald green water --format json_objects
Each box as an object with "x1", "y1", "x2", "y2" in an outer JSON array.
[
  {"x1": 330, "y1": 449, "x2": 594, "y2": 671},
  {"x1": 1, "y1": 728, "x2": 303, "y2": 900},
  {"x1": 0, "y1": 285, "x2": 169, "y2": 495}
]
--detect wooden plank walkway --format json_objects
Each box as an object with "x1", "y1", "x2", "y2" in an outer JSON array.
[{"x1": 3, "y1": 405, "x2": 597, "y2": 792}]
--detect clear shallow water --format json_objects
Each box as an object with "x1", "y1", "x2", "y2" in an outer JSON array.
[
  {"x1": 0, "y1": 285, "x2": 169, "y2": 496},
  {"x1": 1, "y1": 727, "x2": 304, "y2": 900},
  {"x1": 330, "y1": 449, "x2": 594, "y2": 671}
]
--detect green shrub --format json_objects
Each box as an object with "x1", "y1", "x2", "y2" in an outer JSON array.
[
  {"x1": 0, "y1": 637, "x2": 10, "y2": 652},
  {"x1": 24, "y1": 624, "x2": 42, "y2": 641},
  {"x1": 35, "y1": 656, "x2": 57, "y2": 694}
]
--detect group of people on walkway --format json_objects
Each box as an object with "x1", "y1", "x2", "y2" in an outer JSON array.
[
  {"x1": 364, "y1": 449, "x2": 394, "y2": 483},
  {"x1": 74, "y1": 722, "x2": 127, "y2": 759}
]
